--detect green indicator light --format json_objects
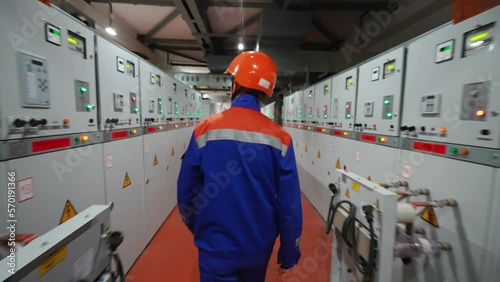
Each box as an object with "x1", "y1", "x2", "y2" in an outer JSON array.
[
  {"x1": 158, "y1": 101, "x2": 163, "y2": 105},
  {"x1": 299, "y1": 115, "x2": 302, "y2": 118},
  {"x1": 175, "y1": 111, "x2": 179, "y2": 115},
  {"x1": 291, "y1": 115, "x2": 294, "y2": 118},
  {"x1": 160, "y1": 110, "x2": 164, "y2": 113},
  {"x1": 386, "y1": 64, "x2": 395, "y2": 70},
  {"x1": 174, "y1": 104, "x2": 178, "y2": 108},
  {"x1": 194, "y1": 113, "x2": 197, "y2": 116},
  {"x1": 85, "y1": 104, "x2": 93, "y2": 110},
  {"x1": 470, "y1": 32, "x2": 489, "y2": 43},
  {"x1": 384, "y1": 99, "x2": 390, "y2": 105},
  {"x1": 450, "y1": 147, "x2": 458, "y2": 154},
  {"x1": 187, "y1": 112, "x2": 190, "y2": 115},
  {"x1": 374, "y1": 70, "x2": 378, "y2": 73},
  {"x1": 134, "y1": 108, "x2": 139, "y2": 113},
  {"x1": 324, "y1": 115, "x2": 328, "y2": 119},
  {"x1": 50, "y1": 28, "x2": 60, "y2": 36},
  {"x1": 75, "y1": 136, "x2": 81, "y2": 142},
  {"x1": 298, "y1": 109, "x2": 302, "y2": 113},
  {"x1": 347, "y1": 114, "x2": 352, "y2": 118},
  {"x1": 309, "y1": 114, "x2": 313, "y2": 118},
  {"x1": 440, "y1": 45, "x2": 451, "y2": 52},
  {"x1": 80, "y1": 87, "x2": 88, "y2": 93},
  {"x1": 386, "y1": 112, "x2": 393, "y2": 118},
  {"x1": 119, "y1": 61, "x2": 124, "y2": 65}
]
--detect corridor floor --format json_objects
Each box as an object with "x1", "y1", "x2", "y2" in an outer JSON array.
[{"x1": 126, "y1": 194, "x2": 332, "y2": 281}]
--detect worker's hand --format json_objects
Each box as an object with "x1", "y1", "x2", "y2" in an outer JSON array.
[{"x1": 278, "y1": 265, "x2": 292, "y2": 275}]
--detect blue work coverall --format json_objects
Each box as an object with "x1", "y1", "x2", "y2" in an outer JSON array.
[{"x1": 177, "y1": 94, "x2": 302, "y2": 281}]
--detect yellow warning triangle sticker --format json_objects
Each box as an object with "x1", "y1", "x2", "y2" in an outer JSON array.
[
  {"x1": 171, "y1": 148, "x2": 175, "y2": 156},
  {"x1": 345, "y1": 188, "x2": 350, "y2": 198},
  {"x1": 421, "y1": 207, "x2": 439, "y2": 228},
  {"x1": 367, "y1": 176, "x2": 372, "y2": 181},
  {"x1": 305, "y1": 145, "x2": 308, "y2": 152},
  {"x1": 123, "y1": 172, "x2": 132, "y2": 189},
  {"x1": 59, "y1": 200, "x2": 77, "y2": 224},
  {"x1": 153, "y1": 154, "x2": 159, "y2": 166},
  {"x1": 317, "y1": 150, "x2": 321, "y2": 159},
  {"x1": 335, "y1": 158, "x2": 341, "y2": 169}
]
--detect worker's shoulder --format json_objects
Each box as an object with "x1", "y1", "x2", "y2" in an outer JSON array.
[
  {"x1": 193, "y1": 111, "x2": 226, "y2": 136},
  {"x1": 255, "y1": 113, "x2": 292, "y2": 142}
]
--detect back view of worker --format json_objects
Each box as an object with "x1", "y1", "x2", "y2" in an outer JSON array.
[{"x1": 177, "y1": 51, "x2": 302, "y2": 281}]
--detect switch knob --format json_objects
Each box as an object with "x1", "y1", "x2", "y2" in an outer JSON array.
[
  {"x1": 409, "y1": 126, "x2": 416, "y2": 132},
  {"x1": 40, "y1": 119, "x2": 47, "y2": 126},
  {"x1": 400, "y1": 126, "x2": 408, "y2": 131},
  {"x1": 421, "y1": 126, "x2": 426, "y2": 132},
  {"x1": 13, "y1": 119, "x2": 26, "y2": 128},
  {"x1": 29, "y1": 119, "x2": 39, "y2": 127},
  {"x1": 481, "y1": 129, "x2": 490, "y2": 136},
  {"x1": 106, "y1": 118, "x2": 112, "y2": 123}
]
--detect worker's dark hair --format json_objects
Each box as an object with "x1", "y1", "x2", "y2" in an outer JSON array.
[{"x1": 231, "y1": 84, "x2": 266, "y2": 101}]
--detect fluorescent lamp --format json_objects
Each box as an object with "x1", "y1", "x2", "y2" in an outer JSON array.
[{"x1": 105, "y1": 26, "x2": 117, "y2": 36}]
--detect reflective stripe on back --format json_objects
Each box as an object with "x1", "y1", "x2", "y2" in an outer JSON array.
[{"x1": 196, "y1": 129, "x2": 289, "y2": 157}]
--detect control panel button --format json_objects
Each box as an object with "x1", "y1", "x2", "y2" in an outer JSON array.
[{"x1": 480, "y1": 129, "x2": 490, "y2": 135}]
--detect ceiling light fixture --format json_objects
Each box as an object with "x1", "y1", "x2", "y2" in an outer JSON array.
[{"x1": 105, "y1": 2, "x2": 117, "y2": 36}]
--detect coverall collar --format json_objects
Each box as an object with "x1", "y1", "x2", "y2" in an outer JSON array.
[{"x1": 231, "y1": 94, "x2": 261, "y2": 111}]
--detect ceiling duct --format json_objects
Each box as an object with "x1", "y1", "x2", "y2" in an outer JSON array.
[{"x1": 258, "y1": 9, "x2": 312, "y2": 49}]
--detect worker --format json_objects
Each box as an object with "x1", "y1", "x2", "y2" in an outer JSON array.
[{"x1": 177, "y1": 51, "x2": 303, "y2": 281}]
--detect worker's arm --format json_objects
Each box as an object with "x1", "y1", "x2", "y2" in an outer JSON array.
[
  {"x1": 177, "y1": 132, "x2": 203, "y2": 233},
  {"x1": 277, "y1": 140, "x2": 303, "y2": 269}
]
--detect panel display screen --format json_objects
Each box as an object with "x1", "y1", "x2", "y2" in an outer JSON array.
[{"x1": 67, "y1": 30, "x2": 86, "y2": 59}]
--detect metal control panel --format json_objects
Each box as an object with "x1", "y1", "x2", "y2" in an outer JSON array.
[
  {"x1": 303, "y1": 86, "x2": 315, "y2": 124},
  {"x1": 356, "y1": 47, "x2": 405, "y2": 136},
  {"x1": 332, "y1": 170, "x2": 398, "y2": 282},
  {"x1": 331, "y1": 67, "x2": 358, "y2": 131},
  {"x1": 175, "y1": 82, "x2": 190, "y2": 122},
  {"x1": 139, "y1": 59, "x2": 165, "y2": 126},
  {"x1": 314, "y1": 77, "x2": 332, "y2": 126},
  {"x1": 195, "y1": 91, "x2": 202, "y2": 119},
  {"x1": 163, "y1": 75, "x2": 175, "y2": 123},
  {"x1": 289, "y1": 90, "x2": 306, "y2": 123},
  {"x1": 0, "y1": 0, "x2": 97, "y2": 140},
  {"x1": 283, "y1": 95, "x2": 289, "y2": 121},
  {"x1": 402, "y1": 7, "x2": 499, "y2": 148},
  {"x1": 187, "y1": 89, "x2": 196, "y2": 120},
  {"x1": 96, "y1": 36, "x2": 140, "y2": 131}
]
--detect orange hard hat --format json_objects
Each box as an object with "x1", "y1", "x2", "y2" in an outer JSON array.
[{"x1": 225, "y1": 51, "x2": 277, "y2": 97}]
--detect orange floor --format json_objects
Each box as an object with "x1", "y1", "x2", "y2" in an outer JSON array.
[{"x1": 127, "y1": 194, "x2": 332, "y2": 281}]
